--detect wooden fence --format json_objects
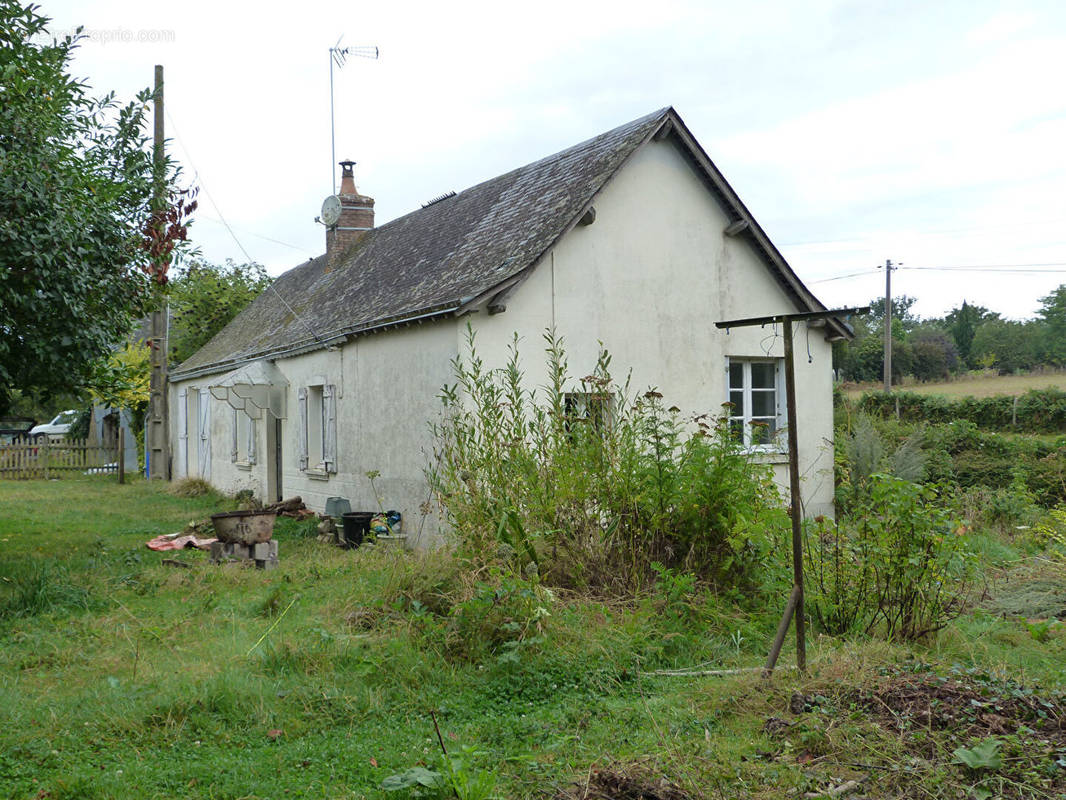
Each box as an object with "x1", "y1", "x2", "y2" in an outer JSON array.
[{"x1": 0, "y1": 436, "x2": 126, "y2": 481}]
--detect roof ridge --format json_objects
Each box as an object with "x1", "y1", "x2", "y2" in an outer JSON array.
[
  {"x1": 178, "y1": 106, "x2": 764, "y2": 377},
  {"x1": 348, "y1": 107, "x2": 673, "y2": 243}
]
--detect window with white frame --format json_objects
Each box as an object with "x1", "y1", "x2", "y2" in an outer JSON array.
[
  {"x1": 297, "y1": 383, "x2": 337, "y2": 474},
  {"x1": 726, "y1": 358, "x2": 785, "y2": 450},
  {"x1": 230, "y1": 408, "x2": 257, "y2": 466}
]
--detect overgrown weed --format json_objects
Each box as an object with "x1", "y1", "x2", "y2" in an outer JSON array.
[
  {"x1": 430, "y1": 327, "x2": 788, "y2": 597},
  {"x1": 0, "y1": 560, "x2": 99, "y2": 621},
  {"x1": 166, "y1": 477, "x2": 216, "y2": 498}
]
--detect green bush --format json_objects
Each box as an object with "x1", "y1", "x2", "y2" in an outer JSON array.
[
  {"x1": 857, "y1": 388, "x2": 1066, "y2": 433},
  {"x1": 806, "y1": 475, "x2": 976, "y2": 640},
  {"x1": 429, "y1": 328, "x2": 788, "y2": 596},
  {"x1": 0, "y1": 561, "x2": 97, "y2": 621},
  {"x1": 840, "y1": 411, "x2": 1066, "y2": 509}
]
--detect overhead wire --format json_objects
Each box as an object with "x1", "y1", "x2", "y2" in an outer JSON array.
[
  {"x1": 807, "y1": 262, "x2": 1066, "y2": 285},
  {"x1": 165, "y1": 108, "x2": 326, "y2": 347},
  {"x1": 196, "y1": 214, "x2": 312, "y2": 255}
]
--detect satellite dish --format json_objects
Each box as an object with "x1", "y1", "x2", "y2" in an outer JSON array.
[{"x1": 321, "y1": 195, "x2": 342, "y2": 227}]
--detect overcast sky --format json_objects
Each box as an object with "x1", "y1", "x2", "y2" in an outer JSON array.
[{"x1": 41, "y1": 0, "x2": 1066, "y2": 320}]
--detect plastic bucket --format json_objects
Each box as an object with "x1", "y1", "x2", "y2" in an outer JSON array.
[
  {"x1": 341, "y1": 512, "x2": 374, "y2": 548},
  {"x1": 324, "y1": 496, "x2": 351, "y2": 518}
]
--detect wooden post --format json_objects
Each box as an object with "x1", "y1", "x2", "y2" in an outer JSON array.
[
  {"x1": 883, "y1": 259, "x2": 893, "y2": 393},
  {"x1": 146, "y1": 64, "x2": 170, "y2": 480},
  {"x1": 782, "y1": 320, "x2": 806, "y2": 672},
  {"x1": 715, "y1": 306, "x2": 868, "y2": 676},
  {"x1": 118, "y1": 427, "x2": 125, "y2": 484},
  {"x1": 764, "y1": 584, "x2": 802, "y2": 676},
  {"x1": 42, "y1": 435, "x2": 50, "y2": 480}
]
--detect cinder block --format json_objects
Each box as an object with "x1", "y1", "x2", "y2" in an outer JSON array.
[
  {"x1": 227, "y1": 543, "x2": 249, "y2": 560},
  {"x1": 256, "y1": 558, "x2": 278, "y2": 571},
  {"x1": 253, "y1": 542, "x2": 271, "y2": 560},
  {"x1": 209, "y1": 541, "x2": 225, "y2": 562}
]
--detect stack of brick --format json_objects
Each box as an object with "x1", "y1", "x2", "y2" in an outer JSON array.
[{"x1": 210, "y1": 539, "x2": 279, "y2": 570}]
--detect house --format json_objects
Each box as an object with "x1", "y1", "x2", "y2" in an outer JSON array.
[{"x1": 169, "y1": 107, "x2": 852, "y2": 545}]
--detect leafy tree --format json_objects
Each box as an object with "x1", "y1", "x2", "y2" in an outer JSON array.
[
  {"x1": 168, "y1": 260, "x2": 271, "y2": 365},
  {"x1": 971, "y1": 319, "x2": 1040, "y2": 374},
  {"x1": 1036, "y1": 285, "x2": 1066, "y2": 365},
  {"x1": 87, "y1": 341, "x2": 150, "y2": 411},
  {"x1": 0, "y1": 2, "x2": 188, "y2": 414},
  {"x1": 944, "y1": 301, "x2": 998, "y2": 368},
  {"x1": 910, "y1": 327, "x2": 959, "y2": 382},
  {"x1": 868, "y1": 295, "x2": 920, "y2": 333}
]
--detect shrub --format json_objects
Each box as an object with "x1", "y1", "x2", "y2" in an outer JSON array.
[
  {"x1": 167, "y1": 477, "x2": 215, "y2": 498},
  {"x1": 1033, "y1": 505, "x2": 1066, "y2": 560},
  {"x1": 429, "y1": 328, "x2": 788, "y2": 595},
  {"x1": 806, "y1": 475, "x2": 976, "y2": 640},
  {"x1": 0, "y1": 561, "x2": 96, "y2": 621},
  {"x1": 858, "y1": 388, "x2": 1066, "y2": 433}
]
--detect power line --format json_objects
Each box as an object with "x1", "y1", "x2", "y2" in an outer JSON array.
[
  {"x1": 900, "y1": 263, "x2": 1066, "y2": 273},
  {"x1": 196, "y1": 214, "x2": 313, "y2": 255},
  {"x1": 165, "y1": 109, "x2": 326, "y2": 347},
  {"x1": 808, "y1": 262, "x2": 1066, "y2": 284},
  {"x1": 809, "y1": 269, "x2": 881, "y2": 284}
]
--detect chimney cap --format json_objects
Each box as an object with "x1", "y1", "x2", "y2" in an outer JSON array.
[{"x1": 339, "y1": 159, "x2": 356, "y2": 175}]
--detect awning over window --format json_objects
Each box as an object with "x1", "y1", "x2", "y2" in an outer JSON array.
[{"x1": 208, "y1": 360, "x2": 288, "y2": 420}]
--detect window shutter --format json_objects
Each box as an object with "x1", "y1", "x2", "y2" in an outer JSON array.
[
  {"x1": 247, "y1": 418, "x2": 257, "y2": 465},
  {"x1": 198, "y1": 388, "x2": 211, "y2": 479},
  {"x1": 176, "y1": 387, "x2": 188, "y2": 477},
  {"x1": 297, "y1": 387, "x2": 308, "y2": 470},
  {"x1": 323, "y1": 384, "x2": 337, "y2": 473},
  {"x1": 230, "y1": 408, "x2": 239, "y2": 462}
]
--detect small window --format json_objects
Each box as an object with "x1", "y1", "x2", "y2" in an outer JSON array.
[
  {"x1": 307, "y1": 386, "x2": 324, "y2": 467},
  {"x1": 298, "y1": 383, "x2": 337, "y2": 474},
  {"x1": 231, "y1": 409, "x2": 257, "y2": 465},
  {"x1": 726, "y1": 358, "x2": 785, "y2": 450},
  {"x1": 563, "y1": 392, "x2": 613, "y2": 434}
]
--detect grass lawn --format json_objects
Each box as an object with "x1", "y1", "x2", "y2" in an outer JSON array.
[
  {"x1": 843, "y1": 371, "x2": 1066, "y2": 400},
  {"x1": 1, "y1": 477, "x2": 1065, "y2": 799}
]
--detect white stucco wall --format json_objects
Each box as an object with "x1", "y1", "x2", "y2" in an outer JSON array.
[
  {"x1": 467, "y1": 137, "x2": 837, "y2": 517},
  {"x1": 169, "y1": 320, "x2": 457, "y2": 546},
  {"x1": 270, "y1": 322, "x2": 456, "y2": 544}
]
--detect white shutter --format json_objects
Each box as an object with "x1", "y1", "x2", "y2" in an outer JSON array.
[
  {"x1": 176, "y1": 387, "x2": 188, "y2": 477},
  {"x1": 323, "y1": 384, "x2": 337, "y2": 473},
  {"x1": 230, "y1": 408, "x2": 239, "y2": 462},
  {"x1": 247, "y1": 418, "x2": 257, "y2": 465},
  {"x1": 297, "y1": 387, "x2": 308, "y2": 470},
  {"x1": 198, "y1": 388, "x2": 211, "y2": 479}
]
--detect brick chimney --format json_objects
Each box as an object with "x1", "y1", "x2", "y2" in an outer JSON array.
[{"x1": 326, "y1": 160, "x2": 375, "y2": 266}]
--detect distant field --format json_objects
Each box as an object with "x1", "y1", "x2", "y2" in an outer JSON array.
[{"x1": 844, "y1": 370, "x2": 1066, "y2": 399}]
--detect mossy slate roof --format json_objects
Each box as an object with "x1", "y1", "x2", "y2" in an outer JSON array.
[{"x1": 174, "y1": 107, "x2": 839, "y2": 378}]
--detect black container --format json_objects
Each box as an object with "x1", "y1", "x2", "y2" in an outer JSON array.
[{"x1": 341, "y1": 512, "x2": 374, "y2": 548}]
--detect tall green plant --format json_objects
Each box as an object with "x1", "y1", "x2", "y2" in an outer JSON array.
[
  {"x1": 806, "y1": 474, "x2": 975, "y2": 640},
  {"x1": 429, "y1": 327, "x2": 788, "y2": 594}
]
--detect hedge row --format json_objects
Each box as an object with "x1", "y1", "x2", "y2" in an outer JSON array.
[
  {"x1": 857, "y1": 388, "x2": 1066, "y2": 432},
  {"x1": 919, "y1": 421, "x2": 1066, "y2": 506}
]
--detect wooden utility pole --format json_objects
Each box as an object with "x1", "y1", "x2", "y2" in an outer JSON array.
[
  {"x1": 146, "y1": 64, "x2": 170, "y2": 479},
  {"x1": 883, "y1": 259, "x2": 893, "y2": 393},
  {"x1": 716, "y1": 307, "x2": 868, "y2": 676}
]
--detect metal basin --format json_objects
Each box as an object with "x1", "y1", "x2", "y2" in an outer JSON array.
[{"x1": 210, "y1": 510, "x2": 276, "y2": 544}]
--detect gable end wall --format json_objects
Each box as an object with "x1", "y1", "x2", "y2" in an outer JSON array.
[{"x1": 468, "y1": 138, "x2": 836, "y2": 517}]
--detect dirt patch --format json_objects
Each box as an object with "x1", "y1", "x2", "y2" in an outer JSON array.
[
  {"x1": 554, "y1": 765, "x2": 691, "y2": 800},
  {"x1": 855, "y1": 671, "x2": 1066, "y2": 742}
]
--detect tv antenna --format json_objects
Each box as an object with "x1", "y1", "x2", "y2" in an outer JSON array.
[{"x1": 329, "y1": 37, "x2": 379, "y2": 194}]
